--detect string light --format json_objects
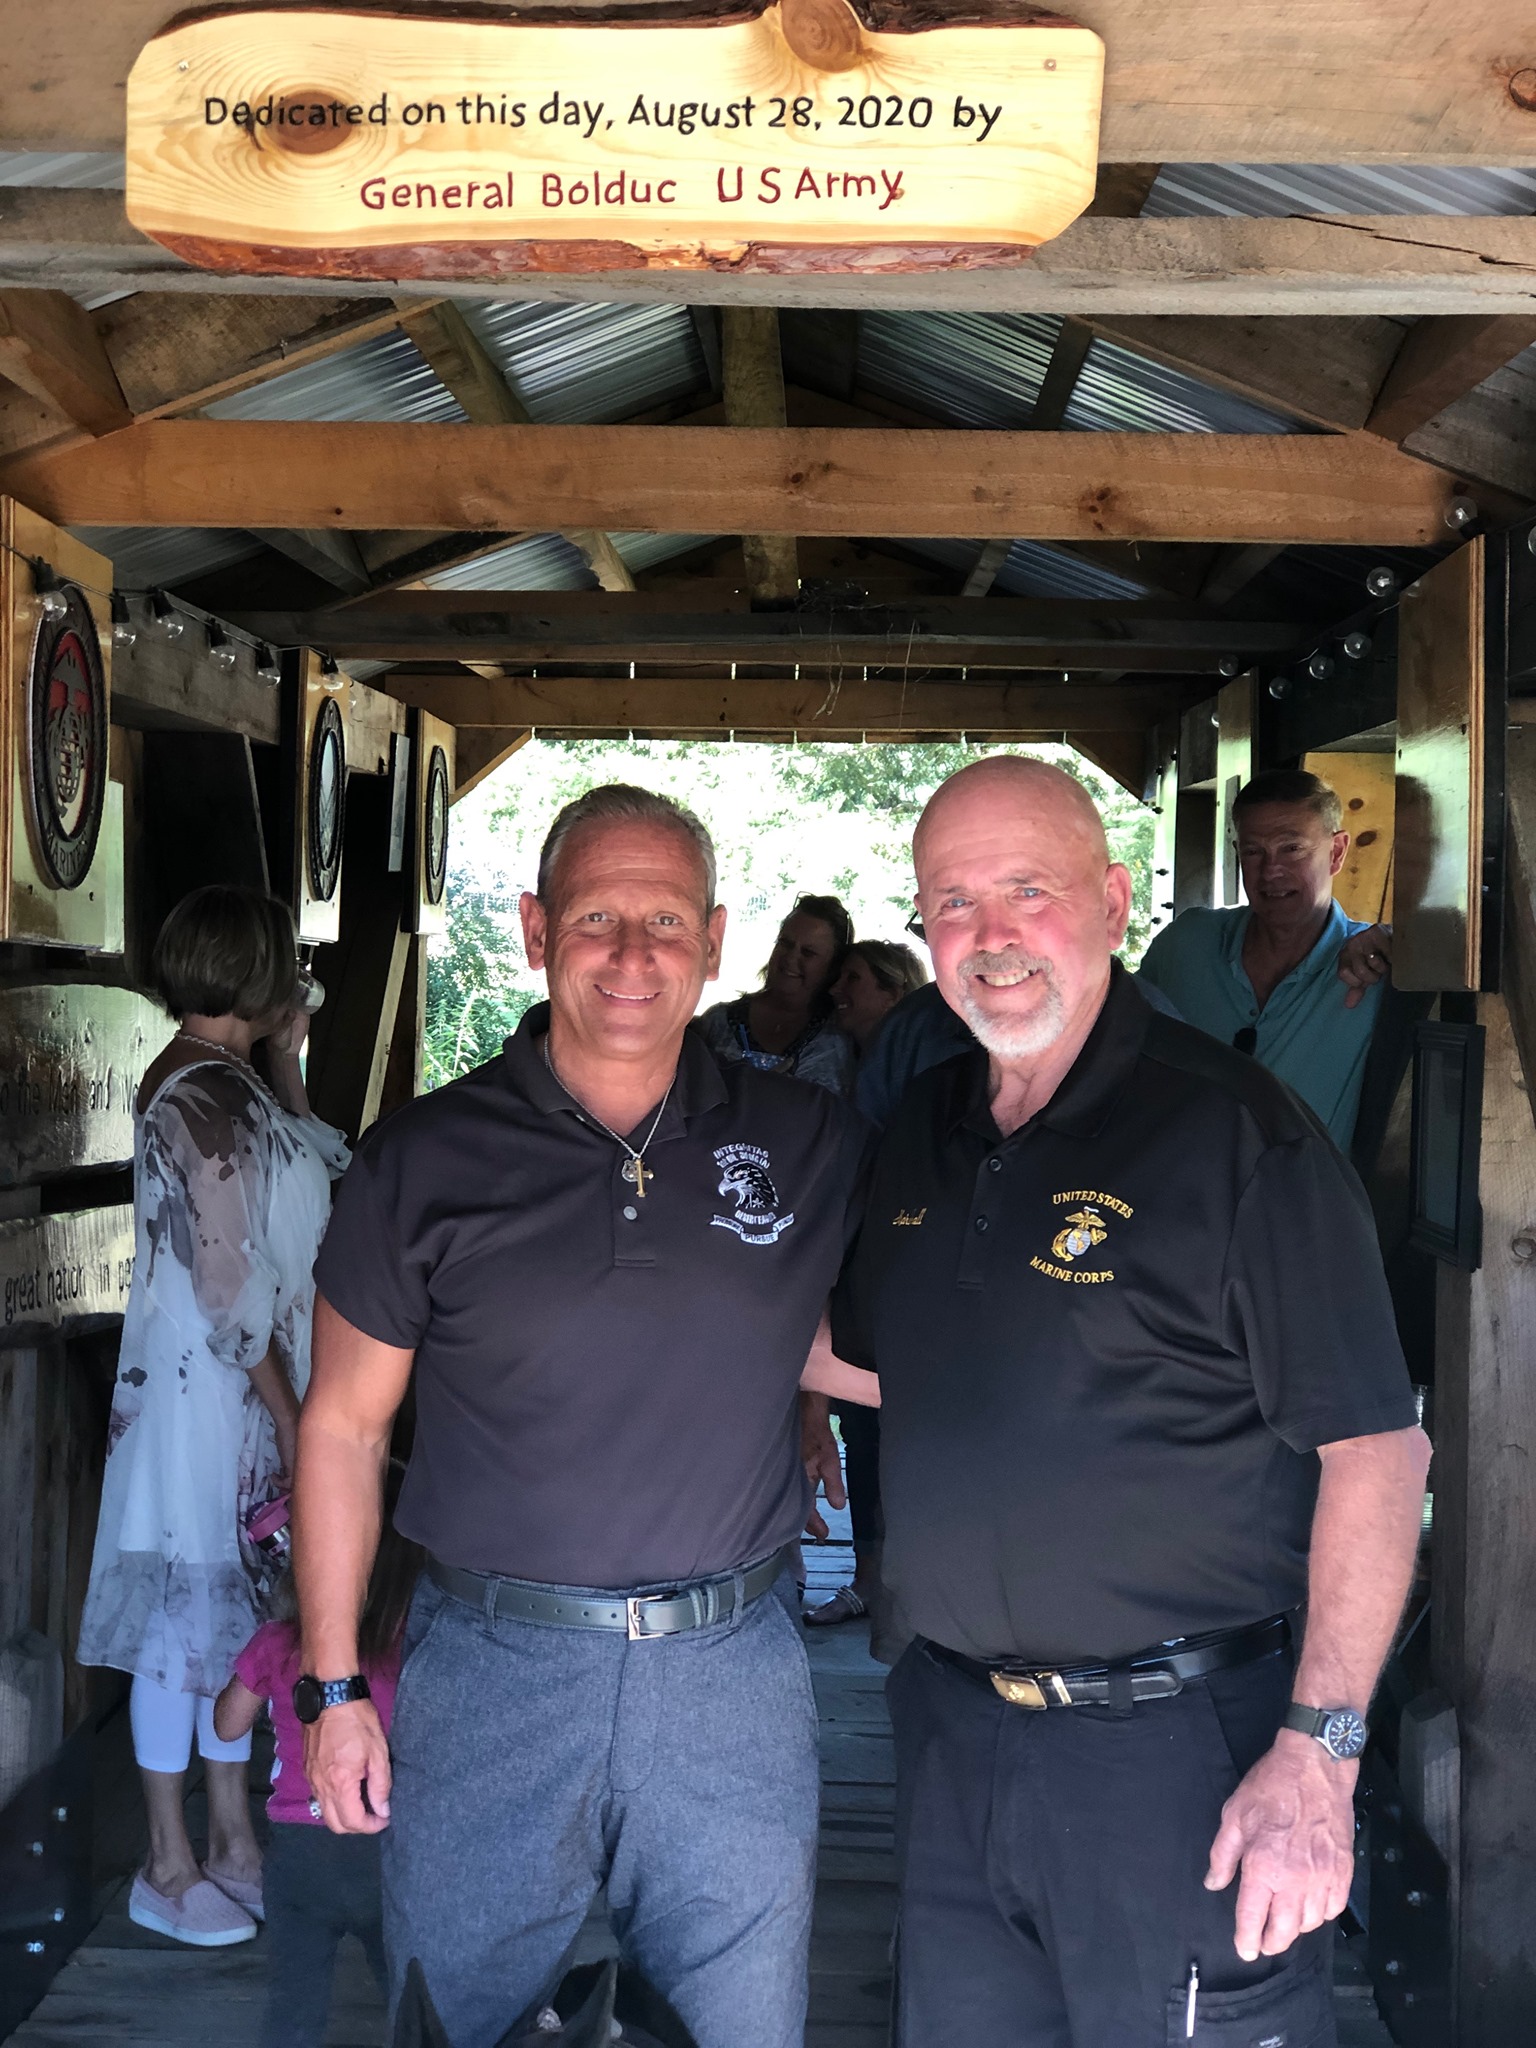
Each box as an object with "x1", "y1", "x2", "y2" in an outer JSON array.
[
  {"x1": 256, "y1": 644, "x2": 282, "y2": 684},
  {"x1": 150, "y1": 589, "x2": 185, "y2": 640},
  {"x1": 1342, "y1": 632, "x2": 1372, "y2": 661},
  {"x1": 110, "y1": 592, "x2": 137, "y2": 652},
  {"x1": 1306, "y1": 652, "x2": 1335, "y2": 681},
  {"x1": 1365, "y1": 567, "x2": 1395, "y2": 597},
  {"x1": 318, "y1": 651, "x2": 340, "y2": 677},
  {"x1": 31, "y1": 560, "x2": 69, "y2": 622},
  {"x1": 206, "y1": 623, "x2": 238, "y2": 672}
]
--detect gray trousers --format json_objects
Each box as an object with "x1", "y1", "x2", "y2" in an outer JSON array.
[{"x1": 382, "y1": 1569, "x2": 819, "y2": 2048}]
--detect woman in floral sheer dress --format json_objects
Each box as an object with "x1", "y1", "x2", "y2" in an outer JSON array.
[{"x1": 77, "y1": 887, "x2": 349, "y2": 1947}]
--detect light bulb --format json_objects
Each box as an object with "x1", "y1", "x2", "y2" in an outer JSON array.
[
  {"x1": 1342, "y1": 632, "x2": 1372, "y2": 661},
  {"x1": 1307, "y1": 652, "x2": 1335, "y2": 681},
  {"x1": 256, "y1": 645, "x2": 282, "y2": 684},
  {"x1": 1365, "y1": 567, "x2": 1395, "y2": 597},
  {"x1": 110, "y1": 593, "x2": 137, "y2": 652}
]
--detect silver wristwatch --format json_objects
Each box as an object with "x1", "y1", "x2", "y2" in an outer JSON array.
[{"x1": 1283, "y1": 1703, "x2": 1368, "y2": 1760}]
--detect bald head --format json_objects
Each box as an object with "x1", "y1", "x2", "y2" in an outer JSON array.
[
  {"x1": 912, "y1": 754, "x2": 1131, "y2": 1069},
  {"x1": 915, "y1": 756, "x2": 1109, "y2": 882}
]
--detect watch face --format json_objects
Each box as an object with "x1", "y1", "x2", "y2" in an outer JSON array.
[
  {"x1": 1323, "y1": 1708, "x2": 1368, "y2": 1760},
  {"x1": 292, "y1": 1674, "x2": 324, "y2": 1725}
]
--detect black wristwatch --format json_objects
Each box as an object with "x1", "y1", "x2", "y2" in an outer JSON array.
[
  {"x1": 293, "y1": 1673, "x2": 371, "y2": 1725},
  {"x1": 1283, "y1": 1702, "x2": 1368, "y2": 1760}
]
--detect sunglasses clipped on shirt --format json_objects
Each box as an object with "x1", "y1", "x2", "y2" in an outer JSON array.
[{"x1": 1232, "y1": 1026, "x2": 1258, "y2": 1056}]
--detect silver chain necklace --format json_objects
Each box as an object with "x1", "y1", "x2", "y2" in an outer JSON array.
[{"x1": 542, "y1": 1035, "x2": 673, "y2": 1198}]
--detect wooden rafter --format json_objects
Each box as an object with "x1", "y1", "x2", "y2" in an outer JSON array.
[
  {"x1": 1366, "y1": 315, "x2": 1536, "y2": 444},
  {"x1": 722, "y1": 309, "x2": 799, "y2": 602},
  {"x1": 0, "y1": 288, "x2": 127, "y2": 436},
  {"x1": 0, "y1": 421, "x2": 1461, "y2": 544},
  {"x1": 379, "y1": 673, "x2": 1193, "y2": 732}
]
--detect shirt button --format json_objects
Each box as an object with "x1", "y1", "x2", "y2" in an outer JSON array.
[
  {"x1": 974, "y1": 1216, "x2": 989, "y2": 1233},
  {"x1": 987, "y1": 1156, "x2": 1003, "y2": 1173},
  {"x1": 622, "y1": 1205, "x2": 638, "y2": 1221}
]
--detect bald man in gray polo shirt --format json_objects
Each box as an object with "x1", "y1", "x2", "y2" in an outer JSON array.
[{"x1": 292, "y1": 786, "x2": 871, "y2": 2048}]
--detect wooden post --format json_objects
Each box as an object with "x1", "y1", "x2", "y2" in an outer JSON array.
[
  {"x1": 721, "y1": 309, "x2": 799, "y2": 603},
  {"x1": 1429, "y1": 992, "x2": 1536, "y2": 2044},
  {"x1": 305, "y1": 775, "x2": 410, "y2": 1143}
]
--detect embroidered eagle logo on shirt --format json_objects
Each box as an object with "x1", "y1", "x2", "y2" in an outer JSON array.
[
  {"x1": 712, "y1": 1144, "x2": 796, "y2": 1245},
  {"x1": 1031, "y1": 1188, "x2": 1131, "y2": 1286},
  {"x1": 1051, "y1": 1207, "x2": 1109, "y2": 1261}
]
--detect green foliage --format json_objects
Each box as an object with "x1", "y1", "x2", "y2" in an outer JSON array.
[{"x1": 423, "y1": 895, "x2": 536, "y2": 1089}]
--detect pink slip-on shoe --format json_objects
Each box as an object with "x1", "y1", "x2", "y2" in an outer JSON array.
[
  {"x1": 128, "y1": 1871, "x2": 257, "y2": 1947},
  {"x1": 202, "y1": 1864, "x2": 264, "y2": 1922}
]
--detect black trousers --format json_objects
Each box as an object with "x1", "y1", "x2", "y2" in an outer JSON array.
[
  {"x1": 832, "y1": 1402, "x2": 884, "y2": 1547},
  {"x1": 260, "y1": 1823, "x2": 387, "y2": 2048},
  {"x1": 886, "y1": 1639, "x2": 1338, "y2": 2047}
]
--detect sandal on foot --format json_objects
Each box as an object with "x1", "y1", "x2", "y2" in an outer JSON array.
[{"x1": 804, "y1": 1587, "x2": 869, "y2": 1627}]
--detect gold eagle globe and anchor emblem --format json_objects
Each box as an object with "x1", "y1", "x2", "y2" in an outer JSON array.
[{"x1": 1051, "y1": 1206, "x2": 1110, "y2": 1262}]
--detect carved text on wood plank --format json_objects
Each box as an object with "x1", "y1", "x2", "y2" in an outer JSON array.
[
  {"x1": 0, "y1": 1205, "x2": 135, "y2": 1343},
  {"x1": 125, "y1": 4, "x2": 1104, "y2": 275},
  {"x1": 0, "y1": 987, "x2": 168, "y2": 1188}
]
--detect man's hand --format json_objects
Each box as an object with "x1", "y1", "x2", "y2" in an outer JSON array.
[
  {"x1": 800, "y1": 1391, "x2": 846, "y2": 1540},
  {"x1": 1337, "y1": 923, "x2": 1392, "y2": 1010},
  {"x1": 1205, "y1": 1731, "x2": 1356, "y2": 1959},
  {"x1": 303, "y1": 1697, "x2": 392, "y2": 1834}
]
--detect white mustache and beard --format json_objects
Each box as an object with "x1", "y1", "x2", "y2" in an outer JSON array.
[{"x1": 955, "y1": 948, "x2": 1065, "y2": 1058}]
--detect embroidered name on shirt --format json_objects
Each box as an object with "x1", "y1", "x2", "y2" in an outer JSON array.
[{"x1": 892, "y1": 1207, "x2": 927, "y2": 1227}]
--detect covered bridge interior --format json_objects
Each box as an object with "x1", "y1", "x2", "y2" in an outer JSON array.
[{"x1": 2, "y1": 5, "x2": 1536, "y2": 2041}]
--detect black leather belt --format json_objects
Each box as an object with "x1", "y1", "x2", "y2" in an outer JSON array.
[
  {"x1": 428, "y1": 1548, "x2": 788, "y2": 1640},
  {"x1": 928, "y1": 1612, "x2": 1292, "y2": 1710}
]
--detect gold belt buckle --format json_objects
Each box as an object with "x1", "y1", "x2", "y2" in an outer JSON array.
[{"x1": 990, "y1": 1668, "x2": 1074, "y2": 1710}]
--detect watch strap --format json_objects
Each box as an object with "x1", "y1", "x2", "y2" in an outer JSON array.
[
  {"x1": 316, "y1": 1675, "x2": 370, "y2": 1711},
  {"x1": 1283, "y1": 1703, "x2": 1329, "y2": 1741}
]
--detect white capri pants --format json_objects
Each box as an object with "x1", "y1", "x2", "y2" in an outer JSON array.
[{"x1": 129, "y1": 1672, "x2": 251, "y2": 1772}]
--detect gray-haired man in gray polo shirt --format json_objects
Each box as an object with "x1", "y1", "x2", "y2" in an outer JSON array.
[{"x1": 292, "y1": 786, "x2": 872, "y2": 2048}]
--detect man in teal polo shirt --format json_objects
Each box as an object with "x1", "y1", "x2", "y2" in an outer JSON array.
[{"x1": 1138, "y1": 768, "x2": 1382, "y2": 1150}]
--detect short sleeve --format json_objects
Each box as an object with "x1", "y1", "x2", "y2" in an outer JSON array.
[
  {"x1": 299, "y1": 1113, "x2": 352, "y2": 1181},
  {"x1": 147, "y1": 1068, "x2": 282, "y2": 1372},
  {"x1": 1220, "y1": 1135, "x2": 1421, "y2": 1452},
  {"x1": 234, "y1": 1622, "x2": 276, "y2": 1700},
  {"x1": 314, "y1": 1136, "x2": 431, "y2": 1349}
]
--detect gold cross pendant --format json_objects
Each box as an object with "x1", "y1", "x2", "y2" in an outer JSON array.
[{"x1": 624, "y1": 1157, "x2": 649, "y2": 1197}]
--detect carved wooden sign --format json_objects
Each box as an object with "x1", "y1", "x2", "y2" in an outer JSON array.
[
  {"x1": 124, "y1": 3, "x2": 1104, "y2": 275},
  {"x1": 0, "y1": 986, "x2": 168, "y2": 1187},
  {"x1": 0, "y1": 1206, "x2": 135, "y2": 1343}
]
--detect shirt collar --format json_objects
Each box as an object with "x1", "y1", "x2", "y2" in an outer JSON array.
[
  {"x1": 948, "y1": 961, "x2": 1152, "y2": 1144},
  {"x1": 1225, "y1": 898, "x2": 1353, "y2": 988},
  {"x1": 503, "y1": 1002, "x2": 729, "y2": 1128}
]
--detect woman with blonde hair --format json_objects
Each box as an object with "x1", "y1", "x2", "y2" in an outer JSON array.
[{"x1": 77, "y1": 886, "x2": 349, "y2": 1947}]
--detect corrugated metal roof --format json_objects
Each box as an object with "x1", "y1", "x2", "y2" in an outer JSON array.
[
  {"x1": 205, "y1": 329, "x2": 468, "y2": 423},
  {"x1": 610, "y1": 532, "x2": 722, "y2": 574},
  {"x1": 857, "y1": 313, "x2": 1300, "y2": 435},
  {"x1": 0, "y1": 150, "x2": 123, "y2": 188},
  {"x1": 460, "y1": 301, "x2": 706, "y2": 423},
  {"x1": 901, "y1": 538, "x2": 1150, "y2": 602},
  {"x1": 424, "y1": 533, "x2": 597, "y2": 591},
  {"x1": 70, "y1": 526, "x2": 263, "y2": 586},
  {"x1": 1146, "y1": 164, "x2": 1536, "y2": 217},
  {"x1": 1065, "y1": 338, "x2": 1299, "y2": 436}
]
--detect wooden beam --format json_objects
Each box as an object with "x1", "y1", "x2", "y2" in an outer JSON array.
[
  {"x1": 261, "y1": 526, "x2": 372, "y2": 595},
  {"x1": 1366, "y1": 316, "x2": 1536, "y2": 444},
  {"x1": 378, "y1": 673, "x2": 1191, "y2": 732},
  {"x1": 723, "y1": 308, "x2": 798, "y2": 603},
  {"x1": 1084, "y1": 313, "x2": 1404, "y2": 433},
  {"x1": 1, "y1": 422, "x2": 1462, "y2": 544},
  {"x1": 1065, "y1": 730, "x2": 1149, "y2": 797},
  {"x1": 566, "y1": 530, "x2": 636, "y2": 593},
  {"x1": 1199, "y1": 545, "x2": 1287, "y2": 608},
  {"x1": 107, "y1": 594, "x2": 280, "y2": 744},
  {"x1": 221, "y1": 599, "x2": 1301, "y2": 671},
  {"x1": 1404, "y1": 358, "x2": 1536, "y2": 502},
  {"x1": 0, "y1": 289, "x2": 127, "y2": 436},
  {"x1": 1029, "y1": 316, "x2": 1096, "y2": 431},
  {"x1": 453, "y1": 728, "x2": 533, "y2": 801},
  {"x1": 960, "y1": 540, "x2": 1013, "y2": 599},
  {"x1": 8, "y1": 1, "x2": 1534, "y2": 161},
  {"x1": 9, "y1": 198, "x2": 1536, "y2": 317}
]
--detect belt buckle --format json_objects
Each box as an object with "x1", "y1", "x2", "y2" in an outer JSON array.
[
  {"x1": 990, "y1": 1668, "x2": 1073, "y2": 1710},
  {"x1": 626, "y1": 1595, "x2": 659, "y2": 1641}
]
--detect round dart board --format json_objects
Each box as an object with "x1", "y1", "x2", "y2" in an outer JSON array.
[
  {"x1": 306, "y1": 695, "x2": 345, "y2": 902},
  {"x1": 27, "y1": 584, "x2": 107, "y2": 891}
]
